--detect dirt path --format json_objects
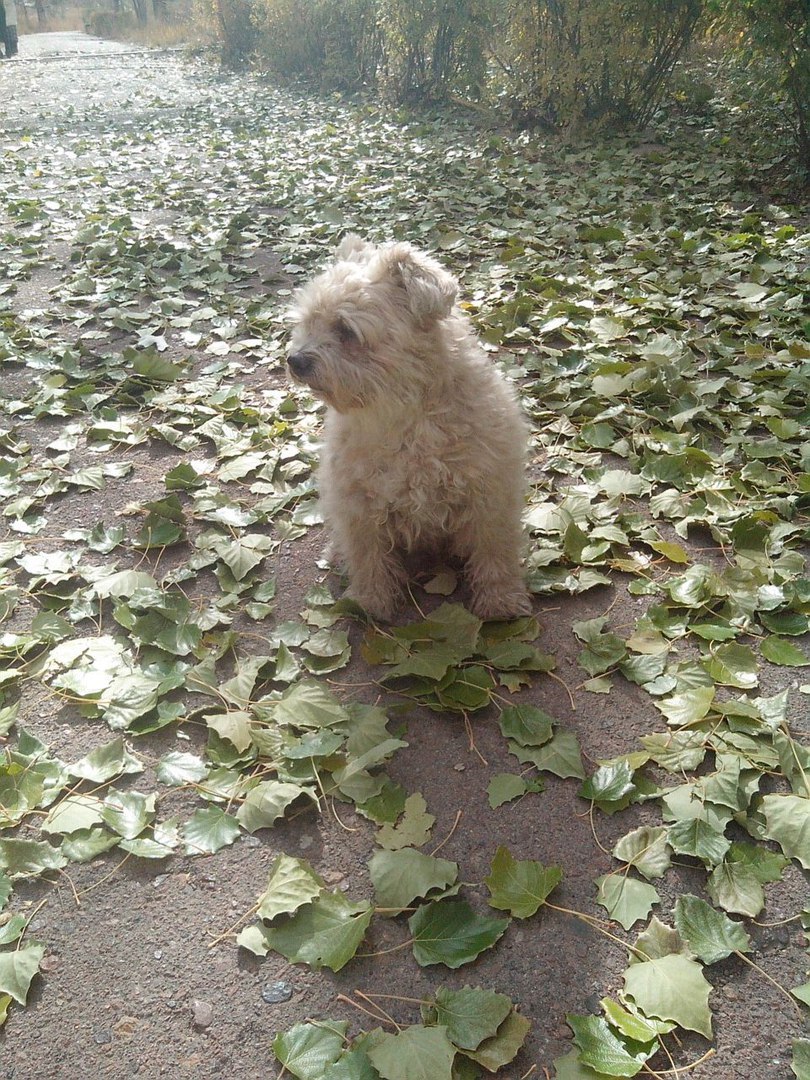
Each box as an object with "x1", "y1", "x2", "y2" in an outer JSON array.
[{"x1": 1, "y1": 31, "x2": 808, "y2": 1080}]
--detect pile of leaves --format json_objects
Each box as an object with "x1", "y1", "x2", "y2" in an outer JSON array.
[{"x1": 1, "y1": 44, "x2": 809, "y2": 1078}]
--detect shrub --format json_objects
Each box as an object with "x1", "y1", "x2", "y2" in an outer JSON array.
[
  {"x1": 708, "y1": 0, "x2": 810, "y2": 175},
  {"x1": 490, "y1": 0, "x2": 703, "y2": 129},
  {"x1": 248, "y1": 0, "x2": 380, "y2": 90},
  {"x1": 377, "y1": 0, "x2": 491, "y2": 102},
  {"x1": 86, "y1": 9, "x2": 138, "y2": 39}
]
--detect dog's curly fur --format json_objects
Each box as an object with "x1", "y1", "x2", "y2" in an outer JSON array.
[{"x1": 287, "y1": 235, "x2": 531, "y2": 621}]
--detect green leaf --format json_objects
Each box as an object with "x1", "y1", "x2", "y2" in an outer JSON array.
[
  {"x1": 631, "y1": 917, "x2": 688, "y2": 964},
  {"x1": 132, "y1": 351, "x2": 185, "y2": 382},
  {"x1": 461, "y1": 1010, "x2": 530, "y2": 1071},
  {"x1": 612, "y1": 827, "x2": 671, "y2": 880},
  {"x1": 673, "y1": 895, "x2": 750, "y2": 964},
  {"x1": 653, "y1": 687, "x2": 715, "y2": 727},
  {"x1": 430, "y1": 986, "x2": 512, "y2": 1051},
  {"x1": 573, "y1": 618, "x2": 627, "y2": 676},
  {"x1": 375, "y1": 793, "x2": 435, "y2": 850},
  {"x1": 94, "y1": 570, "x2": 158, "y2": 598},
  {"x1": 568, "y1": 1014, "x2": 655, "y2": 1077},
  {"x1": 409, "y1": 900, "x2": 508, "y2": 969},
  {"x1": 263, "y1": 892, "x2": 373, "y2": 972},
  {"x1": 726, "y1": 840, "x2": 788, "y2": 884},
  {"x1": 484, "y1": 846, "x2": 562, "y2": 918},
  {"x1": 236, "y1": 781, "x2": 316, "y2": 832},
  {"x1": 119, "y1": 820, "x2": 179, "y2": 859},
  {"x1": 0, "y1": 941, "x2": 45, "y2": 1004},
  {"x1": 623, "y1": 954, "x2": 713, "y2": 1038},
  {"x1": 436, "y1": 665, "x2": 495, "y2": 712},
  {"x1": 269, "y1": 680, "x2": 349, "y2": 728},
  {"x1": 156, "y1": 751, "x2": 209, "y2": 786},
  {"x1": 258, "y1": 854, "x2": 325, "y2": 921},
  {"x1": 101, "y1": 790, "x2": 156, "y2": 840},
  {"x1": 514, "y1": 728, "x2": 585, "y2": 779},
  {"x1": 667, "y1": 817, "x2": 730, "y2": 867},
  {"x1": 760, "y1": 637, "x2": 810, "y2": 667},
  {"x1": 761, "y1": 794, "x2": 810, "y2": 868},
  {"x1": 706, "y1": 860, "x2": 765, "y2": 917},
  {"x1": 273, "y1": 1020, "x2": 349, "y2": 1080},
  {"x1": 370, "y1": 849, "x2": 458, "y2": 912},
  {"x1": 793, "y1": 1038, "x2": 810, "y2": 1080},
  {"x1": 487, "y1": 774, "x2": 533, "y2": 808},
  {"x1": 595, "y1": 875, "x2": 660, "y2": 930},
  {"x1": 552, "y1": 1047, "x2": 614, "y2": 1078},
  {"x1": 62, "y1": 827, "x2": 121, "y2": 862},
  {"x1": 497, "y1": 705, "x2": 554, "y2": 747},
  {"x1": 182, "y1": 806, "x2": 241, "y2": 855},
  {"x1": 323, "y1": 1048, "x2": 380, "y2": 1079},
  {"x1": 0, "y1": 838, "x2": 67, "y2": 879},
  {"x1": 67, "y1": 736, "x2": 143, "y2": 783},
  {"x1": 366, "y1": 1025, "x2": 455, "y2": 1080},
  {"x1": 42, "y1": 795, "x2": 105, "y2": 836},
  {"x1": 580, "y1": 761, "x2": 635, "y2": 809},
  {"x1": 600, "y1": 998, "x2": 674, "y2": 1040},
  {"x1": 704, "y1": 642, "x2": 759, "y2": 689}
]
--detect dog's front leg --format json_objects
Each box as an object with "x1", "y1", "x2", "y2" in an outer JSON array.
[
  {"x1": 338, "y1": 514, "x2": 407, "y2": 621},
  {"x1": 459, "y1": 518, "x2": 532, "y2": 622}
]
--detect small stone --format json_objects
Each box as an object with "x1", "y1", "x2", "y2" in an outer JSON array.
[
  {"x1": 154, "y1": 950, "x2": 163, "y2": 960},
  {"x1": 114, "y1": 1016, "x2": 140, "y2": 1038},
  {"x1": 192, "y1": 999, "x2": 214, "y2": 1030},
  {"x1": 298, "y1": 835, "x2": 314, "y2": 850},
  {"x1": 93, "y1": 1027, "x2": 113, "y2": 1045},
  {"x1": 262, "y1": 980, "x2": 294, "y2": 1004},
  {"x1": 453, "y1": 764, "x2": 465, "y2": 772}
]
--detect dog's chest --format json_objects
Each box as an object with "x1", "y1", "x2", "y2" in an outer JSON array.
[{"x1": 326, "y1": 417, "x2": 471, "y2": 533}]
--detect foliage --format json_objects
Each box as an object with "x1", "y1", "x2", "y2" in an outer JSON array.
[
  {"x1": 376, "y1": 0, "x2": 490, "y2": 101},
  {"x1": 491, "y1": 0, "x2": 703, "y2": 128},
  {"x1": 708, "y1": 0, "x2": 810, "y2": 174},
  {"x1": 1, "y1": 45, "x2": 809, "y2": 1078},
  {"x1": 250, "y1": 0, "x2": 380, "y2": 90}
]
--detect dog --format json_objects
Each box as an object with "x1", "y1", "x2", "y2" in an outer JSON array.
[{"x1": 286, "y1": 235, "x2": 531, "y2": 622}]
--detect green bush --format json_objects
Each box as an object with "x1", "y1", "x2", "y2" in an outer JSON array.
[
  {"x1": 248, "y1": 0, "x2": 379, "y2": 90},
  {"x1": 491, "y1": 0, "x2": 703, "y2": 129},
  {"x1": 86, "y1": 9, "x2": 138, "y2": 39},
  {"x1": 377, "y1": 0, "x2": 490, "y2": 102},
  {"x1": 708, "y1": 0, "x2": 810, "y2": 175}
]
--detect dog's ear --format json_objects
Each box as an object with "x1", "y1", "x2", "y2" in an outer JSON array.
[
  {"x1": 375, "y1": 243, "x2": 458, "y2": 324},
  {"x1": 335, "y1": 234, "x2": 375, "y2": 263}
]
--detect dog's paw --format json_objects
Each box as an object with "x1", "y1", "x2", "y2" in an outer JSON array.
[
  {"x1": 469, "y1": 585, "x2": 532, "y2": 621},
  {"x1": 345, "y1": 585, "x2": 405, "y2": 623}
]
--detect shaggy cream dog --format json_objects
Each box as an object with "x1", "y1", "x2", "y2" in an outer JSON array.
[{"x1": 287, "y1": 235, "x2": 531, "y2": 621}]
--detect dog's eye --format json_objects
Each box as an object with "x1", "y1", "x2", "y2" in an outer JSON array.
[{"x1": 336, "y1": 320, "x2": 359, "y2": 345}]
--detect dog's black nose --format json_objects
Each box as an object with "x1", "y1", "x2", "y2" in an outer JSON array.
[{"x1": 288, "y1": 352, "x2": 315, "y2": 378}]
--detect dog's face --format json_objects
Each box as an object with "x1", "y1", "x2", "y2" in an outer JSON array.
[{"x1": 287, "y1": 235, "x2": 458, "y2": 412}]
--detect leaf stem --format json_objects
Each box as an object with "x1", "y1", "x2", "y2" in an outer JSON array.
[
  {"x1": 734, "y1": 949, "x2": 801, "y2": 1016},
  {"x1": 430, "y1": 808, "x2": 462, "y2": 858}
]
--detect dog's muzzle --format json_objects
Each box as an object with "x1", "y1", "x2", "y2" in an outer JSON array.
[{"x1": 287, "y1": 352, "x2": 316, "y2": 379}]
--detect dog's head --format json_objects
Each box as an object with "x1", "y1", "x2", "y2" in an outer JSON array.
[{"x1": 286, "y1": 235, "x2": 459, "y2": 412}]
